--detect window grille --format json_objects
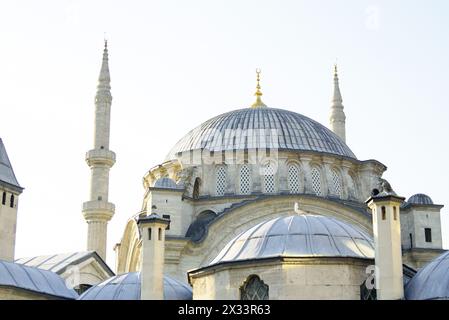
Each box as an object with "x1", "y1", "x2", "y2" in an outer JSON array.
[
  {"x1": 288, "y1": 164, "x2": 300, "y2": 193},
  {"x1": 239, "y1": 165, "x2": 252, "y2": 194},
  {"x1": 262, "y1": 162, "x2": 275, "y2": 193},
  {"x1": 216, "y1": 166, "x2": 227, "y2": 196},
  {"x1": 331, "y1": 169, "x2": 342, "y2": 197},
  {"x1": 240, "y1": 275, "x2": 269, "y2": 300},
  {"x1": 311, "y1": 167, "x2": 322, "y2": 196}
]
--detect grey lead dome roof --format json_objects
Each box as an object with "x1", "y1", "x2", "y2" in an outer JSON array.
[
  {"x1": 210, "y1": 214, "x2": 374, "y2": 265},
  {"x1": 405, "y1": 251, "x2": 449, "y2": 300},
  {"x1": 408, "y1": 193, "x2": 434, "y2": 205},
  {"x1": 166, "y1": 107, "x2": 356, "y2": 161},
  {"x1": 153, "y1": 177, "x2": 183, "y2": 190},
  {"x1": 79, "y1": 272, "x2": 192, "y2": 300}
]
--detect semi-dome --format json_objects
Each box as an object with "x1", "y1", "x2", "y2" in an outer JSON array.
[
  {"x1": 405, "y1": 251, "x2": 449, "y2": 300},
  {"x1": 166, "y1": 107, "x2": 356, "y2": 161},
  {"x1": 210, "y1": 214, "x2": 374, "y2": 265},
  {"x1": 408, "y1": 193, "x2": 434, "y2": 205},
  {"x1": 79, "y1": 272, "x2": 192, "y2": 300}
]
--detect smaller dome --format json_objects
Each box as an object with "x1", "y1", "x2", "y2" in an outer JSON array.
[
  {"x1": 405, "y1": 251, "x2": 449, "y2": 300},
  {"x1": 79, "y1": 272, "x2": 192, "y2": 300},
  {"x1": 408, "y1": 194, "x2": 434, "y2": 205},
  {"x1": 210, "y1": 215, "x2": 374, "y2": 266},
  {"x1": 153, "y1": 177, "x2": 183, "y2": 190}
]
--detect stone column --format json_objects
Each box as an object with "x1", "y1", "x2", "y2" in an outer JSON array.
[
  {"x1": 300, "y1": 155, "x2": 313, "y2": 194},
  {"x1": 322, "y1": 156, "x2": 334, "y2": 197}
]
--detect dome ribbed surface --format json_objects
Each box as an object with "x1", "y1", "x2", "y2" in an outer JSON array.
[
  {"x1": 210, "y1": 214, "x2": 374, "y2": 265},
  {"x1": 79, "y1": 272, "x2": 192, "y2": 300},
  {"x1": 166, "y1": 107, "x2": 356, "y2": 161},
  {"x1": 405, "y1": 251, "x2": 449, "y2": 300},
  {"x1": 408, "y1": 194, "x2": 434, "y2": 205}
]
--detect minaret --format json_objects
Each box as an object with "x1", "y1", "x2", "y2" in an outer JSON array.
[
  {"x1": 137, "y1": 210, "x2": 170, "y2": 300},
  {"x1": 82, "y1": 40, "x2": 116, "y2": 261},
  {"x1": 0, "y1": 138, "x2": 24, "y2": 261},
  {"x1": 366, "y1": 181, "x2": 405, "y2": 300},
  {"x1": 251, "y1": 68, "x2": 267, "y2": 108},
  {"x1": 329, "y1": 65, "x2": 346, "y2": 142}
]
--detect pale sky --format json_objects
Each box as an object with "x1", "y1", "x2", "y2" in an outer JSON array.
[{"x1": 1, "y1": 0, "x2": 448, "y2": 268}]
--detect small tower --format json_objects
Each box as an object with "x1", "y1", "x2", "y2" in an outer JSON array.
[
  {"x1": 366, "y1": 180, "x2": 405, "y2": 300},
  {"x1": 0, "y1": 138, "x2": 24, "y2": 261},
  {"x1": 137, "y1": 209, "x2": 170, "y2": 300},
  {"x1": 329, "y1": 65, "x2": 346, "y2": 142},
  {"x1": 82, "y1": 41, "x2": 116, "y2": 261}
]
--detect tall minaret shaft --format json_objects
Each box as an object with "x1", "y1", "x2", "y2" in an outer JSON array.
[
  {"x1": 82, "y1": 41, "x2": 116, "y2": 261},
  {"x1": 329, "y1": 65, "x2": 346, "y2": 142}
]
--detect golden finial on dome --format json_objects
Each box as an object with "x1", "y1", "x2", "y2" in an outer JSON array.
[{"x1": 251, "y1": 68, "x2": 267, "y2": 108}]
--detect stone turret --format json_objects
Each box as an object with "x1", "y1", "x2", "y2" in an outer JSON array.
[
  {"x1": 366, "y1": 179, "x2": 405, "y2": 300},
  {"x1": 0, "y1": 138, "x2": 24, "y2": 261},
  {"x1": 137, "y1": 210, "x2": 170, "y2": 300}
]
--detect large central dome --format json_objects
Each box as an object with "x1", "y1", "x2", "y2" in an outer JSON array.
[{"x1": 165, "y1": 107, "x2": 356, "y2": 161}]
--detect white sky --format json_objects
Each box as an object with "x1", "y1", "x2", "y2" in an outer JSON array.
[{"x1": 1, "y1": 0, "x2": 448, "y2": 268}]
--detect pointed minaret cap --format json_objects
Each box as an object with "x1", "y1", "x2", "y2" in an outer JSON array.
[
  {"x1": 0, "y1": 138, "x2": 23, "y2": 191},
  {"x1": 98, "y1": 40, "x2": 111, "y2": 90},
  {"x1": 332, "y1": 64, "x2": 343, "y2": 106},
  {"x1": 251, "y1": 68, "x2": 267, "y2": 108}
]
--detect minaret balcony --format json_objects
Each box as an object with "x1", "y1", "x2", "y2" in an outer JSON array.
[
  {"x1": 82, "y1": 200, "x2": 115, "y2": 221},
  {"x1": 86, "y1": 149, "x2": 116, "y2": 167}
]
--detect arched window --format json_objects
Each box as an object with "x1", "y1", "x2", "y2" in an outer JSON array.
[
  {"x1": 331, "y1": 169, "x2": 342, "y2": 198},
  {"x1": 239, "y1": 164, "x2": 251, "y2": 195},
  {"x1": 216, "y1": 166, "x2": 227, "y2": 196},
  {"x1": 9, "y1": 194, "x2": 14, "y2": 208},
  {"x1": 311, "y1": 167, "x2": 322, "y2": 196},
  {"x1": 193, "y1": 178, "x2": 201, "y2": 199},
  {"x1": 262, "y1": 162, "x2": 275, "y2": 193},
  {"x1": 287, "y1": 164, "x2": 300, "y2": 194},
  {"x1": 2, "y1": 192, "x2": 6, "y2": 205},
  {"x1": 240, "y1": 275, "x2": 269, "y2": 300}
]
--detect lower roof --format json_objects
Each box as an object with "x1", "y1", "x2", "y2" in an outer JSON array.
[
  {"x1": 15, "y1": 251, "x2": 115, "y2": 277},
  {"x1": 0, "y1": 260, "x2": 78, "y2": 299}
]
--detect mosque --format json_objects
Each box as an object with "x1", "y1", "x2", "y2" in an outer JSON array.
[{"x1": 0, "y1": 42, "x2": 447, "y2": 300}]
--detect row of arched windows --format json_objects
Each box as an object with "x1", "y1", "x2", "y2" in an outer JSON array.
[
  {"x1": 214, "y1": 164, "x2": 359, "y2": 198},
  {"x1": 1, "y1": 191, "x2": 14, "y2": 208}
]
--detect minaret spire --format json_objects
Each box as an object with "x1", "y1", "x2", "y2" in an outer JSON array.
[
  {"x1": 82, "y1": 40, "x2": 116, "y2": 261},
  {"x1": 98, "y1": 40, "x2": 110, "y2": 90},
  {"x1": 329, "y1": 64, "x2": 346, "y2": 142},
  {"x1": 251, "y1": 68, "x2": 267, "y2": 108}
]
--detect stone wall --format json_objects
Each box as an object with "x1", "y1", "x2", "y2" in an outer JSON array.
[{"x1": 189, "y1": 258, "x2": 372, "y2": 300}]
